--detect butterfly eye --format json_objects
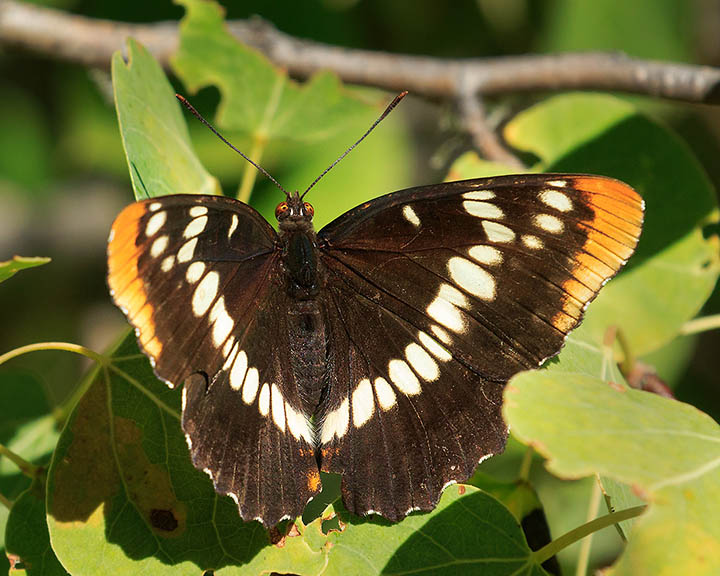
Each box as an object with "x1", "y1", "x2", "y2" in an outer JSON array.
[
  {"x1": 303, "y1": 202, "x2": 314, "y2": 217},
  {"x1": 275, "y1": 202, "x2": 290, "y2": 219}
]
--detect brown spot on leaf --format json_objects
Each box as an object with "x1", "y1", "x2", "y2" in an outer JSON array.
[
  {"x1": 287, "y1": 523, "x2": 301, "y2": 538},
  {"x1": 457, "y1": 485, "x2": 466, "y2": 495},
  {"x1": 113, "y1": 417, "x2": 187, "y2": 537},
  {"x1": 150, "y1": 509, "x2": 179, "y2": 531},
  {"x1": 47, "y1": 375, "x2": 186, "y2": 538}
]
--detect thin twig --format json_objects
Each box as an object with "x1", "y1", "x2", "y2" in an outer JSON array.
[
  {"x1": 1, "y1": 0, "x2": 720, "y2": 105},
  {"x1": 457, "y1": 75, "x2": 524, "y2": 167}
]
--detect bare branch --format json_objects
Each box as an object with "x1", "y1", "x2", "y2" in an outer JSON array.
[{"x1": 2, "y1": 0, "x2": 720, "y2": 105}]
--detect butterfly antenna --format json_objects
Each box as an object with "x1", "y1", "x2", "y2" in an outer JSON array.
[
  {"x1": 176, "y1": 94, "x2": 289, "y2": 198},
  {"x1": 301, "y1": 91, "x2": 408, "y2": 200}
]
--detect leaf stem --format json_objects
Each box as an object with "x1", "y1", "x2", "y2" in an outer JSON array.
[
  {"x1": 614, "y1": 327, "x2": 634, "y2": 376},
  {"x1": 575, "y1": 477, "x2": 602, "y2": 576},
  {"x1": 518, "y1": 446, "x2": 534, "y2": 482},
  {"x1": 236, "y1": 74, "x2": 285, "y2": 203},
  {"x1": 680, "y1": 314, "x2": 720, "y2": 336},
  {"x1": 0, "y1": 341, "x2": 107, "y2": 367},
  {"x1": 237, "y1": 135, "x2": 266, "y2": 203},
  {"x1": 0, "y1": 491, "x2": 12, "y2": 510},
  {"x1": 0, "y1": 341, "x2": 108, "y2": 424},
  {"x1": 533, "y1": 505, "x2": 646, "y2": 565},
  {"x1": 0, "y1": 443, "x2": 41, "y2": 478}
]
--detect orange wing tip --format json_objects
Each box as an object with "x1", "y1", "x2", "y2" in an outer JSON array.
[
  {"x1": 570, "y1": 175, "x2": 643, "y2": 206},
  {"x1": 107, "y1": 200, "x2": 162, "y2": 362},
  {"x1": 143, "y1": 335, "x2": 163, "y2": 358},
  {"x1": 555, "y1": 176, "x2": 644, "y2": 333}
]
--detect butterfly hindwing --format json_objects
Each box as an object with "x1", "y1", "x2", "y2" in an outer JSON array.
[
  {"x1": 107, "y1": 195, "x2": 319, "y2": 526},
  {"x1": 317, "y1": 174, "x2": 643, "y2": 517},
  {"x1": 320, "y1": 270, "x2": 506, "y2": 519}
]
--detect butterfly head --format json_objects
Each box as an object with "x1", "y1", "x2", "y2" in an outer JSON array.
[{"x1": 275, "y1": 191, "x2": 315, "y2": 232}]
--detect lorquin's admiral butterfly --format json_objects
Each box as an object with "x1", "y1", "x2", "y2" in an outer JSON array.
[{"x1": 107, "y1": 93, "x2": 643, "y2": 527}]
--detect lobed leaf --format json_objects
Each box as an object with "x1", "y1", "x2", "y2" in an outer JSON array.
[
  {"x1": 43, "y1": 333, "x2": 334, "y2": 575},
  {"x1": 171, "y1": 0, "x2": 411, "y2": 224},
  {"x1": 172, "y1": 0, "x2": 375, "y2": 145},
  {"x1": 504, "y1": 371, "x2": 720, "y2": 576}
]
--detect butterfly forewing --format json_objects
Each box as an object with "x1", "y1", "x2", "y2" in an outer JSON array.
[
  {"x1": 316, "y1": 174, "x2": 643, "y2": 517},
  {"x1": 107, "y1": 195, "x2": 319, "y2": 526}
]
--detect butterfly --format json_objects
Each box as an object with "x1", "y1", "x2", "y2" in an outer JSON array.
[{"x1": 107, "y1": 94, "x2": 644, "y2": 527}]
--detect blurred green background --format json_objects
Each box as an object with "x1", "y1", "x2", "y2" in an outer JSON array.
[{"x1": 1, "y1": 0, "x2": 718, "y2": 574}]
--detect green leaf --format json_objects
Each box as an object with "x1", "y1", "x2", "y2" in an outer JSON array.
[
  {"x1": 173, "y1": 0, "x2": 373, "y2": 144},
  {"x1": 504, "y1": 371, "x2": 720, "y2": 576},
  {"x1": 0, "y1": 257, "x2": 50, "y2": 285},
  {"x1": 5, "y1": 476, "x2": 67, "y2": 576},
  {"x1": 249, "y1": 110, "x2": 411, "y2": 230},
  {"x1": 171, "y1": 0, "x2": 410, "y2": 207},
  {"x1": 504, "y1": 93, "x2": 720, "y2": 356},
  {"x1": 538, "y1": 0, "x2": 692, "y2": 61},
  {"x1": 446, "y1": 152, "x2": 522, "y2": 180},
  {"x1": 112, "y1": 38, "x2": 220, "y2": 200},
  {"x1": 323, "y1": 485, "x2": 550, "y2": 576},
  {"x1": 468, "y1": 474, "x2": 561, "y2": 574},
  {"x1": 45, "y1": 334, "x2": 330, "y2": 575},
  {"x1": 0, "y1": 370, "x2": 59, "y2": 570}
]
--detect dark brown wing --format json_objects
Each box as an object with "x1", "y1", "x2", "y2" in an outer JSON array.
[
  {"x1": 316, "y1": 173, "x2": 644, "y2": 520},
  {"x1": 107, "y1": 195, "x2": 319, "y2": 526}
]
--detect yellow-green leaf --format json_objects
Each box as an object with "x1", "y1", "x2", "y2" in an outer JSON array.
[{"x1": 504, "y1": 371, "x2": 720, "y2": 576}]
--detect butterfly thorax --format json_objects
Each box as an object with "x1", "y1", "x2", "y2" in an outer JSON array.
[
  {"x1": 276, "y1": 194, "x2": 320, "y2": 299},
  {"x1": 282, "y1": 230, "x2": 321, "y2": 299}
]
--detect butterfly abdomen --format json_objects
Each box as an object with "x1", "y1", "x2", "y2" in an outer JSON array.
[
  {"x1": 287, "y1": 300, "x2": 328, "y2": 415},
  {"x1": 281, "y1": 228, "x2": 330, "y2": 415}
]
